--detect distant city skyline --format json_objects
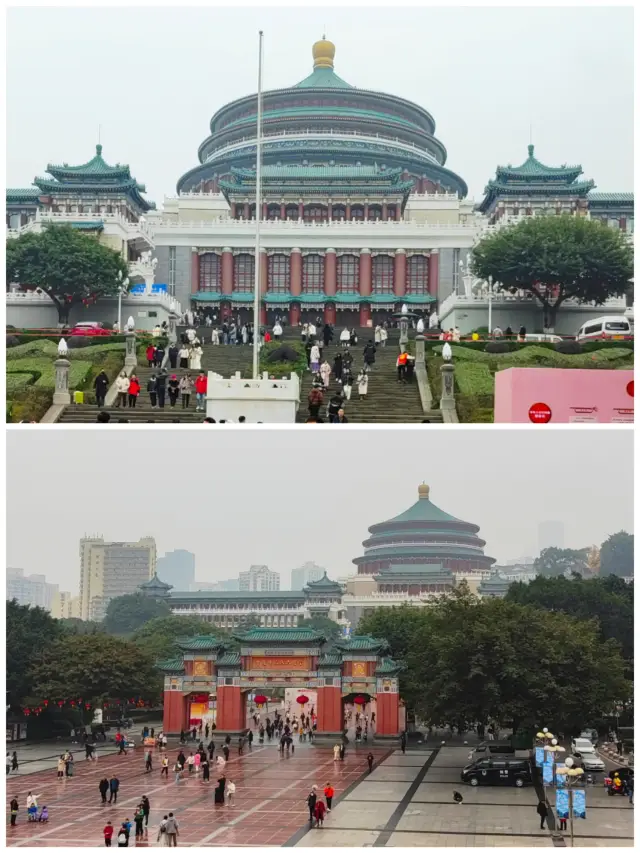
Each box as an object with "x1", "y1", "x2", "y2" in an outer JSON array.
[{"x1": 7, "y1": 431, "x2": 632, "y2": 591}]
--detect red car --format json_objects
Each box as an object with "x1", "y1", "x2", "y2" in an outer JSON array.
[{"x1": 71, "y1": 322, "x2": 111, "y2": 337}]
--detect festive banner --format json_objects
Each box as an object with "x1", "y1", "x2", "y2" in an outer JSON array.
[
  {"x1": 535, "y1": 747, "x2": 545, "y2": 766},
  {"x1": 544, "y1": 750, "x2": 555, "y2": 765},
  {"x1": 543, "y1": 761, "x2": 554, "y2": 785},
  {"x1": 573, "y1": 789, "x2": 586, "y2": 819},
  {"x1": 556, "y1": 771, "x2": 566, "y2": 787},
  {"x1": 556, "y1": 788, "x2": 570, "y2": 819}
]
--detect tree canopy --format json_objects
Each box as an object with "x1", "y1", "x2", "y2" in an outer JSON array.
[
  {"x1": 471, "y1": 215, "x2": 633, "y2": 328},
  {"x1": 6, "y1": 224, "x2": 129, "y2": 324},
  {"x1": 359, "y1": 593, "x2": 629, "y2": 733},
  {"x1": 505, "y1": 574, "x2": 633, "y2": 661},
  {"x1": 29, "y1": 633, "x2": 161, "y2": 718},
  {"x1": 298, "y1": 615, "x2": 344, "y2": 646},
  {"x1": 534, "y1": 547, "x2": 588, "y2": 577},
  {"x1": 599, "y1": 531, "x2": 634, "y2": 578},
  {"x1": 7, "y1": 600, "x2": 64, "y2": 706},
  {"x1": 132, "y1": 615, "x2": 220, "y2": 662},
  {"x1": 103, "y1": 593, "x2": 172, "y2": 636}
]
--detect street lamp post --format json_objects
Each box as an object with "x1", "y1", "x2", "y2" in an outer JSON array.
[
  {"x1": 117, "y1": 271, "x2": 130, "y2": 333},
  {"x1": 487, "y1": 275, "x2": 493, "y2": 337},
  {"x1": 556, "y1": 757, "x2": 585, "y2": 848}
]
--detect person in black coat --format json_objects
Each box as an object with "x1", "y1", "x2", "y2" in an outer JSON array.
[
  {"x1": 168, "y1": 344, "x2": 179, "y2": 369},
  {"x1": 154, "y1": 345, "x2": 165, "y2": 368},
  {"x1": 155, "y1": 371, "x2": 167, "y2": 408},
  {"x1": 99, "y1": 777, "x2": 109, "y2": 804},
  {"x1": 323, "y1": 324, "x2": 333, "y2": 346},
  {"x1": 94, "y1": 371, "x2": 109, "y2": 408},
  {"x1": 537, "y1": 800, "x2": 548, "y2": 829},
  {"x1": 307, "y1": 787, "x2": 317, "y2": 822},
  {"x1": 363, "y1": 341, "x2": 376, "y2": 368}
]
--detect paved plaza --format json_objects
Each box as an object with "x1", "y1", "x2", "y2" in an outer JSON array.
[{"x1": 6, "y1": 742, "x2": 634, "y2": 847}]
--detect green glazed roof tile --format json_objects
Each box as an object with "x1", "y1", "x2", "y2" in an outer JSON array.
[
  {"x1": 496, "y1": 145, "x2": 582, "y2": 180},
  {"x1": 588, "y1": 193, "x2": 634, "y2": 203},
  {"x1": 139, "y1": 573, "x2": 173, "y2": 589},
  {"x1": 231, "y1": 165, "x2": 403, "y2": 180},
  {"x1": 335, "y1": 635, "x2": 389, "y2": 652},
  {"x1": 170, "y1": 589, "x2": 305, "y2": 600},
  {"x1": 233, "y1": 627, "x2": 326, "y2": 643},
  {"x1": 216, "y1": 651, "x2": 242, "y2": 667},
  {"x1": 174, "y1": 635, "x2": 226, "y2": 651},
  {"x1": 295, "y1": 66, "x2": 353, "y2": 89},
  {"x1": 155, "y1": 657, "x2": 186, "y2": 674},
  {"x1": 375, "y1": 657, "x2": 404, "y2": 674},
  {"x1": 6, "y1": 187, "x2": 41, "y2": 202},
  {"x1": 318, "y1": 652, "x2": 344, "y2": 667}
]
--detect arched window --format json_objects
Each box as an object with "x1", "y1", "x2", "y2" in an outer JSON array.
[
  {"x1": 233, "y1": 253, "x2": 254, "y2": 292},
  {"x1": 350, "y1": 205, "x2": 365, "y2": 221},
  {"x1": 368, "y1": 205, "x2": 383, "y2": 221},
  {"x1": 268, "y1": 254, "x2": 290, "y2": 293},
  {"x1": 337, "y1": 255, "x2": 359, "y2": 293},
  {"x1": 285, "y1": 204, "x2": 299, "y2": 221},
  {"x1": 406, "y1": 255, "x2": 429, "y2": 295},
  {"x1": 372, "y1": 255, "x2": 394, "y2": 294},
  {"x1": 304, "y1": 205, "x2": 328, "y2": 223},
  {"x1": 303, "y1": 254, "x2": 324, "y2": 293},
  {"x1": 199, "y1": 253, "x2": 221, "y2": 292}
]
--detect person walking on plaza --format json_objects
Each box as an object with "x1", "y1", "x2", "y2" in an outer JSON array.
[
  {"x1": 226, "y1": 779, "x2": 236, "y2": 807},
  {"x1": 367, "y1": 752, "x2": 375, "y2": 773},
  {"x1": 10, "y1": 795, "x2": 19, "y2": 827},
  {"x1": 179, "y1": 374, "x2": 193, "y2": 408},
  {"x1": 195, "y1": 371, "x2": 207, "y2": 412},
  {"x1": 26, "y1": 791, "x2": 39, "y2": 821},
  {"x1": 165, "y1": 812, "x2": 179, "y2": 846},
  {"x1": 168, "y1": 343, "x2": 179, "y2": 369},
  {"x1": 559, "y1": 814, "x2": 567, "y2": 831},
  {"x1": 208, "y1": 739, "x2": 215, "y2": 761},
  {"x1": 109, "y1": 776, "x2": 119, "y2": 804},
  {"x1": 174, "y1": 759, "x2": 184, "y2": 783},
  {"x1": 214, "y1": 774, "x2": 226, "y2": 805},
  {"x1": 116, "y1": 822, "x2": 129, "y2": 847},
  {"x1": 128, "y1": 374, "x2": 140, "y2": 408},
  {"x1": 397, "y1": 351, "x2": 408, "y2": 383},
  {"x1": 537, "y1": 800, "x2": 548, "y2": 830},
  {"x1": 307, "y1": 786, "x2": 318, "y2": 822},
  {"x1": 401, "y1": 731, "x2": 407, "y2": 754},
  {"x1": 201, "y1": 755, "x2": 210, "y2": 782},
  {"x1": 94, "y1": 370, "x2": 109, "y2": 408},
  {"x1": 161, "y1": 755, "x2": 169, "y2": 778},
  {"x1": 324, "y1": 782, "x2": 334, "y2": 811},
  {"x1": 357, "y1": 369, "x2": 369, "y2": 399},
  {"x1": 11, "y1": 751, "x2": 18, "y2": 773},
  {"x1": 134, "y1": 805, "x2": 145, "y2": 839},
  {"x1": 178, "y1": 344, "x2": 190, "y2": 369},
  {"x1": 333, "y1": 743, "x2": 340, "y2": 761},
  {"x1": 103, "y1": 821, "x2": 114, "y2": 847},
  {"x1": 99, "y1": 777, "x2": 109, "y2": 803},
  {"x1": 363, "y1": 340, "x2": 376, "y2": 370},
  {"x1": 157, "y1": 816, "x2": 169, "y2": 846},
  {"x1": 147, "y1": 373, "x2": 158, "y2": 408},
  {"x1": 141, "y1": 795, "x2": 150, "y2": 827},
  {"x1": 314, "y1": 798, "x2": 326, "y2": 828},
  {"x1": 168, "y1": 374, "x2": 180, "y2": 407},
  {"x1": 145, "y1": 750, "x2": 153, "y2": 773},
  {"x1": 154, "y1": 343, "x2": 165, "y2": 368},
  {"x1": 156, "y1": 370, "x2": 167, "y2": 408}
]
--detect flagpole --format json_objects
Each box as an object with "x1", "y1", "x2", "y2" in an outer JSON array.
[{"x1": 252, "y1": 30, "x2": 264, "y2": 379}]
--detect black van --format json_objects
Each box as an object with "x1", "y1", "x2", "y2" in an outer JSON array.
[{"x1": 461, "y1": 756, "x2": 532, "y2": 787}]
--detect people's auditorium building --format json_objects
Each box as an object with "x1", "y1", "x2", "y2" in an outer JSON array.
[{"x1": 7, "y1": 38, "x2": 632, "y2": 331}]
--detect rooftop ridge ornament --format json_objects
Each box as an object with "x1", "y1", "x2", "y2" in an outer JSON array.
[
  {"x1": 312, "y1": 36, "x2": 336, "y2": 69},
  {"x1": 418, "y1": 483, "x2": 430, "y2": 500}
]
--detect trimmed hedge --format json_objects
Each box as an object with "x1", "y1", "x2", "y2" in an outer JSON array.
[
  {"x1": 455, "y1": 363, "x2": 494, "y2": 396},
  {"x1": 7, "y1": 340, "x2": 125, "y2": 362},
  {"x1": 259, "y1": 340, "x2": 308, "y2": 378},
  {"x1": 6, "y1": 373, "x2": 36, "y2": 393},
  {"x1": 6, "y1": 358, "x2": 93, "y2": 390},
  {"x1": 433, "y1": 344, "x2": 633, "y2": 369}
]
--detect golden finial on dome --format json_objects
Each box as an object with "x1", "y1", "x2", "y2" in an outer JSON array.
[
  {"x1": 312, "y1": 36, "x2": 335, "y2": 70},
  {"x1": 418, "y1": 483, "x2": 430, "y2": 500}
]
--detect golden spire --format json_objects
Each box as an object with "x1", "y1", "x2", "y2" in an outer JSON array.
[
  {"x1": 312, "y1": 36, "x2": 335, "y2": 69},
  {"x1": 418, "y1": 483, "x2": 430, "y2": 500}
]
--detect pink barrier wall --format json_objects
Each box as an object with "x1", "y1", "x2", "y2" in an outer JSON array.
[{"x1": 494, "y1": 369, "x2": 634, "y2": 423}]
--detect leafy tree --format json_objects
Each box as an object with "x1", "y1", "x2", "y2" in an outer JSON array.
[
  {"x1": 103, "y1": 594, "x2": 171, "y2": 636},
  {"x1": 59, "y1": 618, "x2": 105, "y2": 635},
  {"x1": 358, "y1": 604, "x2": 433, "y2": 662},
  {"x1": 358, "y1": 596, "x2": 629, "y2": 734},
  {"x1": 534, "y1": 547, "x2": 588, "y2": 577},
  {"x1": 6, "y1": 600, "x2": 64, "y2": 705},
  {"x1": 505, "y1": 575, "x2": 633, "y2": 661},
  {"x1": 471, "y1": 215, "x2": 633, "y2": 329},
  {"x1": 298, "y1": 615, "x2": 343, "y2": 646},
  {"x1": 132, "y1": 615, "x2": 220, "y2": 662},
  {"x1": 6, "y1": 224, "x2": 129, "y2": 324},
  {"x1": 600, "y1": 531, "x2": 634, "y2": 578},
  {"x1": 29, "y1": 633, "x2": 161, "y2": 721}
]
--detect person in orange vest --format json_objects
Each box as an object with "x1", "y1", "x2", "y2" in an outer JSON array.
[{"x1": 397, "y1": 351, "x2": 408, "y2": 383}]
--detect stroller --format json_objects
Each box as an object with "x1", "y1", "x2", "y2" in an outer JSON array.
[{"x1": 37, "y1": 806, "x2": 49, "y2": 823}]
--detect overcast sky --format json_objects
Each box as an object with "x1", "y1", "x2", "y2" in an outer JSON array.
[
  {"x1": 6, "y1": 429, "x2": 633, "y2": 593},
  {"x1": 6, "y1": 6, "x2": 633, "y2": 202}
]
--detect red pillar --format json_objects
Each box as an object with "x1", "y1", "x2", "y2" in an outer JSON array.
[
  {"x1": 346, "y1": 203, "x2": 351, "y2": 220},
  {"x1": 216, "y1": 685, "x2": 246, "y2": 733},
  {"x1": 376, "y1": 691, "x2": 400, "y2": 737},
  {"x1": 316, "y1": 685, "x2": 343, "y2": 735},
  {"x1": 290, "y1": 303, "x2": 301, "y2": 326},
  {"x1": 221, "y1": 249, "x2": 233, "y2": 296},
  {"x1": 359, "y1": 248, "x2": 372, "y2": 327},
  {"x1": 230, "y1": 202, "x2": 237, "y2": 219},
  {"x1": 620, "y1": 218, "x2": 627, "y2": 231},
  {"x1": 191, "y1": 251, "x2": 200, "y2": 294},
  {"x1": 280, "y1": 203, "x2": 286, "y2": 220},
  {"x1": 260, "y1": 249, "x2": 268, "y2": 296},
  {"x1": 163, "y1": 690, "x2": 187, "y2": 735},
  {"x1": 298, "y1": 202, "x2": 304, "y2": 220},
  {"x1": 324, "y1": 249, "x2": 336, "y2": 297},
  {"x1": 382, "y1": 202, "x2": 388, "y2": 221},
  {"x1": 262, "y1": 202, "x2": 268, "y2": 220},
  {"x1": 324, "y1": 304, "x2": 336, "y2": 324},
  {"x1": 243, "y1": 202, "x2": 250, "y2": 219},
  {"x1": 394, "y1": 249, "x2": 406, "y2": 298},
  {"x1": 290, "y1": 249, "x2": 302, "y2": 327},
  {"x1": 428, "y1": 250, "x2": 439, "y2": 299}
]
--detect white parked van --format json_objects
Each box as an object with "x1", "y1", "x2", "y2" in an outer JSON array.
[{"x1": 576, "y1": 316, "x2": 632, "y2": 341}]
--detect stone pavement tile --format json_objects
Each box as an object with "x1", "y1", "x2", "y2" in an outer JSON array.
[
  {"x1": 382, "y1": 754, "x2": 430, "y2": 767},
  {"x1": 420, "y1": 768, "x2": 465, "y2": 783},
  {"x1": 396, "y1": 803, "x2": 544, "y2": 835},
  {"x1": 342, "y1": 781, "x2": 412, "y2": 801},
  {"x1": 323, "y1": 800, "x2": 397, "y2": 831},
  {"x1": 296, "y1": 828, "x2": 380, "y2": 846},
  {"x1": 366, "y1": 766, "x2": 421, "y2": 782},
  {"x1": 412, "y1": 784, "x2": 537, "y2": 805},
  {"x1": 574, "y1": 839, "x2": 634, "y2": 847}
]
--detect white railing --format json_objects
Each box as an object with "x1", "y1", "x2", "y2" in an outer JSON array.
[
  {"x1": 203, "y1": 129, "x2": 440, "y2": 164},
  {"x1": 6, "y1": 287, "x2": 182, "y2": 315},
  {"x1": 154, "y1": 217, "x2": 485, "y2": 231},
  {"x1": 6, "y1": 289, "x2": 53, "y2": 304},
  {"x1": 439, "y1": 289, "x2": 628, "y2": 316},
  {"x1": 23, "y1": 210, "x2": 155, "y2": 242}
]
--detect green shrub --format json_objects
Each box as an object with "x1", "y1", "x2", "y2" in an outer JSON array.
[
  {"x1": 66, "y1": 336, "x2": 92, "y2": 349},
  {"x1": 6, "y1": 335, "x2": 20, "y2": 348},
  {"x1": 9, "y1": 387, "x2": 53, "y2": 423},
  {"x1": 485, "y1": 341, "x2": 514, "y2": 354},
  {"x1": 555, "y1": 340, "x2": 582, "y2": 355},
  {"x1": 6, "y1": 340, "x2": 59, "y2": 360},
  {"x1": 259, "y1": 340, "x2": 307, "y2": 377},
  {"x1": 6, "y1": 358, "x2": 93, "y2": 390},
  {"x1": 6, "y1": 373, "x2": 36, "y2": 392},
  {"x1": 455, "y1": 363, "x2": 494, "y2": 396}
]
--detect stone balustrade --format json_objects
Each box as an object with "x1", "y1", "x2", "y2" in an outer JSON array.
[{"x1": 156, "y1": 217, "x2": 484, "y2": 231}]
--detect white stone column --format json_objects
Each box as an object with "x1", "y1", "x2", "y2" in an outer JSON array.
[
  {"x1": 53, "y1": 358, "x2": 71, "y2": 405},
  {"x1": 440, "y1": 363, "x2": 456, "y2": 411},
  {"x1": 125, "y1": 331, "x2": 138, "y2": 367}
]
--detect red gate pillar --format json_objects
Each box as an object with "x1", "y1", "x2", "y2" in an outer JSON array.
[
  {"x1": 375, "y1": 680, "x2": 401, "y2": 742},
  {"x1": 359, "y1": 249, "x2": 372, "y2": 327},
  {"x1": 290, "y1": 248, "x2": 302, "y2": 326},
  {"x1": 315, "y1": 684, "x2": 343, "y2": 741},
  {"x1": 394, "y1": 249, "x2": 406, "y2": 298},
  {"x1": 428, "y1": 250, "x2": 439, "y2": 299},
  {"x1": 221, "y1": 248, "x2": 233, "y2": 297},
  {"x1": 216, "y1": 685, "x2": 247, "y2": 735},
  {"x1": 191, "y1": 249, "x2": 200, "y2": 294},
  {"x1": 163, "y1": 690, "x2": 187, "y2": 735}
]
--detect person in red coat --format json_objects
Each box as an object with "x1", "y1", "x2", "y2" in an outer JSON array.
[
  {"x1": 146, "y1": 344, "x2": 156, "y2": 367},
  {"x1": 195, "y1": 372, "x2": 208, "y2": 413},
  {"x1": 128, "y1": 374, "x2": 141, "y2": 408},
  {"x1": 314, "y1": 799, "x2": 326, "y2": 827}
]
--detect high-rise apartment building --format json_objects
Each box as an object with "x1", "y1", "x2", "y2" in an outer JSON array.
[
  {"x1": 79, "y1": 535, "x2": 156, "y2": 620},
  {"x1": 51, "y1": 590, "x2": 82, "y2": 620},
  {"x1": 290, "y1": 561, "x2": 326, "y2": 590},
  {"x1": 238, "y1": 565, "x2": 280, "y2": 592},
  {"x1": 538, "y1": 521, "x2": 565, "y2": 553},
  {"x1": 6, "y1": 568, "x2": 58, "y2": 611},
  {"x1": 189, "y1": 579, "x2": 240, "y2": 592},
  {"x1": 156, "y1": 549, "x2": 196, "y2": 590}
]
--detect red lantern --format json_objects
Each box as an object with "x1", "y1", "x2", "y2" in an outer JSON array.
[
  {"x1": 254, "y1": 695, "x2": 268, "y2": 705},
  {"x1": 353, "y1": 695, "x2": 367, "y2": 705},
  {"x1": 58, "y1": 701, "x2": 64, "y2": 707},
  {"x1": 43, "y1": 700, "x2": 49, "y2": 707},
  {"x1": 296, "y1": 695, "x2": 309, "y2": 705}
]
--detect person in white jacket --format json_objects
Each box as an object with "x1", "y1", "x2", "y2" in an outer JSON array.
[
  {"x1": 319, "y1": 360, "x2": 332, "y2": 389},
  {"x1": 339, "y1": 327, "x2": 351, "y2": 347},
  {"x1": 189, "y1": 345, "x2": 203, "y2": 371},
  {"x1": 309, "y1": 343, "x2": 320, "y2": 373},
  {"x1": 226, "y1": 780, "x2": 236, "y2": 807},
  {"x1": 115, "y1": 372, "x2": 130, "y2": 408},
  {"x1": 416, "y1": 317, "x2": 425, "y2": 334},
  {"x1": 273, "y1": 322, "x2": 283, "y2": 339},
  {"x1": 379, "y1": 327, "x2": 388, "y2": 347},
  {"x1": 357, "y1": 370, "x2": 369, "y2": 398}
]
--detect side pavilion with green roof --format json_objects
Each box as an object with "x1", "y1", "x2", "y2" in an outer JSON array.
[
  {"x1": 478, "y1": 144, "x2": 595, "y2": 223},
  {"x1": 156, "y1": 626, "x2": 403, "y2": 742}
]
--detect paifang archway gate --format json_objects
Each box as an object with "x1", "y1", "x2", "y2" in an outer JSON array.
[{"x1": 157, "y1": 627, "x2": 403, "y2": 743}]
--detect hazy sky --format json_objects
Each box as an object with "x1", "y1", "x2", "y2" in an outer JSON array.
[
  {"x1": 6, "y1": 429, "x2": 633, "y2": 593},
  {"x1": 6, "y1": 6, "x2": 633, "y2": 202}
]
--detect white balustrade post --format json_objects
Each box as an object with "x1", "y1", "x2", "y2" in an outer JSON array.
[
  {"x1": 53, "y1": 358, "x2": 71, "y2": 405},
  {"x1": 440, "y1": 363, "x2": 456, "y2": 412},
  {"x1": 124, "y1": 331, "x2": 138, "y2": 368}
]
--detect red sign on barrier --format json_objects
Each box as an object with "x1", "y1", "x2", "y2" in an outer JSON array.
[
  {"x1": 627, "y1": 381, "x2": 634, "y2": 398},
  {"x1": 528, "y1": 402, "x2": 552, "y2": 424}
]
